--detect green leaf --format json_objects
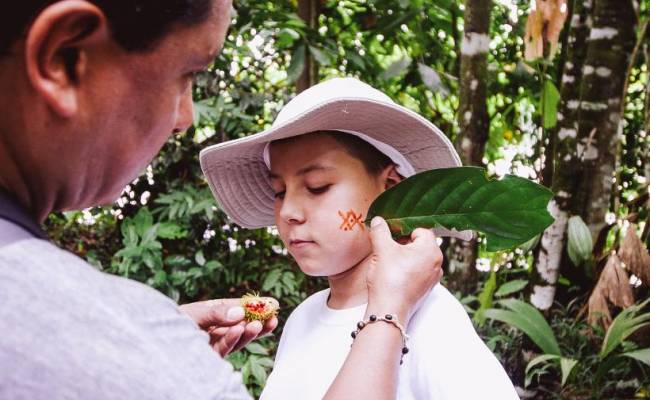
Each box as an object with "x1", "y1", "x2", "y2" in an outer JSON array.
[
  {"x1": 525, "y1": 354, "x2": 559, "y2": 387},
  {"x1": 157, "y1": 222, "x2": 187, "y2": 239},
  {"x1": 417, "y1": 63, "x2": 449, "y2": 95},
  {"x1": 474, "y1": 267, "x2": 497, "y2": 326},
  {"x1": 567, "y1": 215, "x2": 593, "y2": 266},
  {"x1": 366, "y1": 167, "x2": 555, "y2": 251},
  {"x1": 600, "y1": 299, "x2": 650, "y2": 360},
  {"x1": 133, "y1": 208, "x2": 154, "y2": 237},
  {"x1": 380, "y1": 57, "x2": 412, "y2": 80},
  {"x1": 248, "y1": 356, "x2": 269, "y2": 385},
  {"x1": 262, "y1": 269, "x2": 282, "y2": 291},
  {"x1": 484, "y1": 299, "x2": 561, "y2": 355},
  {"x1": 542, "y1": 80, "x2": 560, "y2": 128},
  {"x1": 287, "y1": 44, "x2": 306, "y2": 84},
  {"x1": 517, "y1": 234, "x2": 540, "y2": 253},
  {"x1": 245, "y1": 342, "x2": 269, "y2": 356},
  {"x1": 195, "y1": 250, "x2": 206, "y2": 267},
  {"x1": 559, "y1": 357, "x2": 578, "y2": 386},
  {"x1": 621, "y1": 348, "x2": 650, "y2": 367},
  {"x1": 308, "y1": 45, "x2": 333, "y2": 66},
  {"x1": 495, "y1": 279, "x2": 529, "y2": 297}
]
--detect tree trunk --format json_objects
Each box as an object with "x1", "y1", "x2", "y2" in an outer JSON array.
[
  {"x1": 642, "y1": 30, "x2": 650, "y2": 245},
  {"x1": 297, "y1": 0, "x2": 319, "y2": 93},
  {"x1": 445, "y1": 0, "x2": 491, "y2": 293},
  {"x1": 575, "y1": 1, "x2": 636, "y2": 237},
  {"x1": 531, "y1": 0, "x2": 592, "y2": 310},
  {"x1": 531, "y1": 0, "x2": 637, "y2": 310}
]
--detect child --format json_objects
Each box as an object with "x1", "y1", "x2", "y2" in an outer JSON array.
[{"x1": 200, "y1": 77, "x2": 519, "y2": 399}]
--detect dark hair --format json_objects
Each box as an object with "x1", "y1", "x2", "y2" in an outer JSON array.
[
  {"x1": 0, "y1": 0, "x2": 213, "y2": 55},
  {"x1": 324, "y1": 131, "x2": 394, "y2": 176}
]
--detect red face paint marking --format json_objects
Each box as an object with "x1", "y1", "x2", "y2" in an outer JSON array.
[{"x1": 338, "y1": 210, "x2": 365, "y2": 231}]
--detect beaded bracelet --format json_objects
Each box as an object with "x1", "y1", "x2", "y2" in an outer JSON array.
[{"x1": 350, "y1": 314, "x2": 410, "y2": 365}]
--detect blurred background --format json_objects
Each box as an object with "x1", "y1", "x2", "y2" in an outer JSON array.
[{"x1": 45, "y1": 0, "x2": 650, "y2": 398}]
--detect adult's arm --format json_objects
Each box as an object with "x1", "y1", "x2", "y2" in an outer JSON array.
[{"x1": 323, "y1": 217, "x2": 443, "y2": 400}]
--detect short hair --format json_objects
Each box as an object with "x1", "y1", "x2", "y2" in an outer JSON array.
[
  {"x1": 0, "y1": 0, "x2": 214, "y2": 56},
  {"x1": 324, "y1": 131, "x2": 394, "y2": 176}
]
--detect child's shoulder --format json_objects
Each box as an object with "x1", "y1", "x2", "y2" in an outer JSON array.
[
  {"x1": 409, "y1": 284, "x2": 477, "y2": 338},
  {"x1": 284, "y1": 289, "x2": 330, "y2": 323}
]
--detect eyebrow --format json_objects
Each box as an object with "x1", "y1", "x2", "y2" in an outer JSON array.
[{"x1": 268, "y1": 164, "x2": 336, "y2": 179}]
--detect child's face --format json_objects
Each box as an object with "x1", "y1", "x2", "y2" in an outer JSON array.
[{"x1": 269, "y1": 133, "x2": 389, "y2": 277}]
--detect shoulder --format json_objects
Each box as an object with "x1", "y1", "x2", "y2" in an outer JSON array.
[
  {"x1": 409, "y1": 284, "x2": 473, "y2": 334},
  {"x1": 0, "y1": 239, "x2": 176, "y2": 308},
  {"x1": 405, "y1": 285, "x2": 519, "y2": 399},
  {"x1": 284, "y1": 288, "x2": 329, "y2": 324}
]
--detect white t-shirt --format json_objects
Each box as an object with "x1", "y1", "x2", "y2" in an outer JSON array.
[{"x1": 261, "y1": 285, "x2": 519, "y2": 400}]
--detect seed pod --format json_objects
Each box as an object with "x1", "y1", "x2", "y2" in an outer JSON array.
[
  {"x1": 241, "y1": 293, "x2": 280, "y2": 322},
  {"x1": 567, "y1": 215, "x2": 593, "y2": 266}
]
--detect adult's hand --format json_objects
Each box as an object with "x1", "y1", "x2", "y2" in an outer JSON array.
[
  {"x1": 365, "y1": 216, "x2": 443, "y2": 323},
  {"x1": 180, "y1": 299, "x2": 278, "y2": 358}
]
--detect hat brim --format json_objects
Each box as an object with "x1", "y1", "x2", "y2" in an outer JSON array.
[{"x1": 200, "y1": 97, "x2": 462, "y2": 230}]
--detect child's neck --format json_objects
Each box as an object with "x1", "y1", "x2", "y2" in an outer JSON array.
[{"x1": 326, "y1": 253, "x2": 372, "y2": 309}]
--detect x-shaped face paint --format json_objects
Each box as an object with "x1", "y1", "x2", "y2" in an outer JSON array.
[{"x1": 338, "y1": 210, "x2": 365, "y2": 231}]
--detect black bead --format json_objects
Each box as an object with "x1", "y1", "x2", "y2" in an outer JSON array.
[
  {"x1": 400, "y1": 359, "x2": 403, "y2": 365},
  {"x1": 351, "y1": 331, "x2": 357, "y2": 339},
  {"x1": 402, "y1": 347, "x2": 409, "y2": 354},
  {"x1": 385, "y1": 314, "x2": 393, "y2": 320},
  {"x1": 357, "y1": 321, "x2": 366, "y2": 330},
  {"x1": 369, "y1": 315, "x2": 377, "y2": 322}
]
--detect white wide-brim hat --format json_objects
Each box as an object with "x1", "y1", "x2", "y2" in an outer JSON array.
[{"x1": 200, "y1": 77, "x2": 472, "y2": 240}]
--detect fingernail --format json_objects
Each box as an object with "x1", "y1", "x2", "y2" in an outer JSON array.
[
  {"x1": 371, "y1": 216, "x2": 383, "y2": 227},
  {"x1": 227, "y1": 307, "x2": 245, "y2": 321},
  {"x1": 250, "y1": 320, "x2": 263, "y2": 331}
]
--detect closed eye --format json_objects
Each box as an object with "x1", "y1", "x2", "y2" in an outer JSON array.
[
  {"x1": 308, "y1": 185, "x2": 331, "y2": 195},
  {"x1": 274, "y1": 190, "x2": 286, "y2": 200}
]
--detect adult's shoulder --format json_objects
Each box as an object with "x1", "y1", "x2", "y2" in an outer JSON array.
[{"x1": 0, "y1": 238, "x2": 177, "y2": 311}]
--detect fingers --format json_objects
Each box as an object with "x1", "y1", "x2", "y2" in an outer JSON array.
[
  {"x1": 180, "y1": 298, "x2": 245, "y2": 329},
  {"x1": 409, "y1": 227, "x2": 435, "y2": 244},
  {"x1": 231, "y1": 320, "x2": 264, "y2": 353},
  {"x1": 261, "y1": 316, "x2": 278, "y2": 336},
  {"x1": 213, "y1": 322, "x2": 246, "y2": 357},
  {"x1": 368, "y1": 216, "x2": 395, "y2": 249}
]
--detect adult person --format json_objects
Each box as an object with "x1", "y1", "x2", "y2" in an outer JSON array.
[{"x1": 0, "y1": 1, "x2": 444, "y2": 399}]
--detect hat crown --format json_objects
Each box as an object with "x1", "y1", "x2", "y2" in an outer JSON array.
[{"x1": 273, "y1": 77, "x2": 394, "y2": 127}]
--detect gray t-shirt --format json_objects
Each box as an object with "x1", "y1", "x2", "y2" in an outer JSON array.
[{"x1": 0, "y1": 237, "x2": 252, "y2": 400}]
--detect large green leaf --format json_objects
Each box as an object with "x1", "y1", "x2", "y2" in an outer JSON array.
[
  {"x1": 542, "y1": 80, "x2": 560, "y2": 129},
  {"x1": 621, "y1": 348, "x2": 650, "y2": 367},
  {"x1": 525, "y1": 354, "x2": 578, "y2": 387},
  {"x1": 484, "y1": 299, "x2": 561, "y2": 355},
  {"x1": 366, "y1": 167, "x2": 554, "y2": 251},
  {"x1": 600, "y1": 298, "x2": 650, "y2": 360}
]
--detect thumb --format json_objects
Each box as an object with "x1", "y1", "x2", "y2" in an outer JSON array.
[
  {"x1": 180, "y1": 299, "x2": 245, "y2": 329},
  {"x1": 369, "y1": 216, "x2": 395, "y2": 249}
]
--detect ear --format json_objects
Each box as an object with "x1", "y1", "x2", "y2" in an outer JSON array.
[
  {"x1": 24, "y1": 0, "x2": 110, "y2": 118},
  {"x1": 380, "y1": 164, "x2": 402, "y2": 190}
]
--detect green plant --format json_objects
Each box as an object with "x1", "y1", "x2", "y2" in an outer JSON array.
[{"x1": 484, "y1": 298, "x2": 650, "y2": 396}]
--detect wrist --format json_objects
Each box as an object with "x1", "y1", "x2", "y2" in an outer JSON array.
[{"x1": 366, "y1": 300, "x2": 411, "y2": 324}]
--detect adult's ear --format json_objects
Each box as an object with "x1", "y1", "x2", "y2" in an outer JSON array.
[
  {"x1": 381, "y1": 164, "x2": 402, "y2": 190},
  {"x1": 24, "y1": 0, "x2": 110, "y2": 118}
]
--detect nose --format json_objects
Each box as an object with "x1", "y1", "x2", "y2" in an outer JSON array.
[
  {"x1": 278, "y1": 190, "x2": 306, "y2": 225},
  {"x1": 173, "y1": 87, "x2": 194, "y2": 133}
]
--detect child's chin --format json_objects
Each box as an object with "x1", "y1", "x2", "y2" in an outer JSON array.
[{"x1": 297, "y1": 260, "x2": 353, "y2": 278}]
